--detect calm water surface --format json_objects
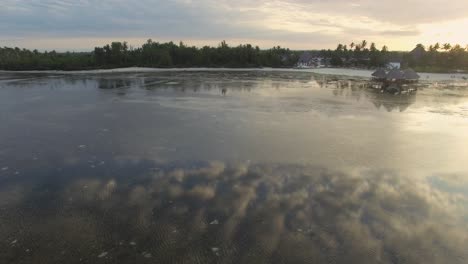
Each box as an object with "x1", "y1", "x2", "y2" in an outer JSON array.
[{"x1": 0, "y1": 71, "x2": 467, "y2": 263}]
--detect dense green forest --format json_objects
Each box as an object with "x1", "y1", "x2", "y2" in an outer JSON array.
[
  {"x1": 0, "y1": 40, "x2": 298, "y2": 71},
  {"x1": 1, "y1": 39, "x2": 468, "y2": 72}
]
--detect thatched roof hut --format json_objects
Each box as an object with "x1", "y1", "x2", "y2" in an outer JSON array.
[
  {"x1": 410, "y1": 45, "x2": 426, "y2": 60},
  {"x1": 372, "y1": 68, "x2": 387, "y2": 79},
  {"x1": 403, "y1": 68, "x2": 420, "y2": 80},
  {"x1": 386, "y1": 68, "x2": 405, "y2": 80}
]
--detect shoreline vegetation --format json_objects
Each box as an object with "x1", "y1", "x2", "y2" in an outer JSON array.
[{"x1": 1, "y1": 40, "x2": 467, "y2": 73}]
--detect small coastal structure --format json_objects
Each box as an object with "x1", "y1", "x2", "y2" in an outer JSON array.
[
  {"x1": 371, "y1": 68, "x2": 387, "y2": 81},
  {"x1": 386, "y1": 68, "x2": 406, "y2": 81},
  {"x1": 403, "y1": 68, "x2": 420, "y2": 82},
  {"x1": 371, "y1": 68, "x2": 420, "y2": 94},
  {"x1": 372, "y1": 68, "x2": 420, "y2": 83}
]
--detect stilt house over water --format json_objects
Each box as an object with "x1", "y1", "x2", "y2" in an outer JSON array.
[{"x1": 372, "y1": 68, "x2": 420, "y2": 83}]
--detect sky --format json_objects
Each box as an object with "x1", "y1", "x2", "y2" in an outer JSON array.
[{"x1": 1, "y1": 0, "x2": 468, "y2": 51}]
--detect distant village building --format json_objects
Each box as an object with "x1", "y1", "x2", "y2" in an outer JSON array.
[
  {"x1": 297, "y1": 52, "x2": 312, "y2": 66},
  {"x1": 296, "y1": 52, "x2": 326, "y2": 68}
]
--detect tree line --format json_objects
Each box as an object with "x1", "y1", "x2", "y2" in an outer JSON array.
[
  {"x1": 321, "y1": 40, "x2": 468, "y2": 72},
  {"x1": 0, "y1": 40, "x2": 299, "y2": 71},
  {"x1": 404, "y1": 43, "x2": 468, "y2": 72},
  {"x1": 320, "y1": 40, "x2": 401, "y2": 68},
  {"x1": 1, "y1": 39, "x2": 468, "y2": 72}
]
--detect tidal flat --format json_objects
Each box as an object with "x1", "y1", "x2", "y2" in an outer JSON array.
[{"x1": 0, "y1": 70, "x2": 467, "y2": 263}]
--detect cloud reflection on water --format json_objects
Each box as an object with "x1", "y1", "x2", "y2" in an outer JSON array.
[{"x1": 0, "y1": 159, "x2": 467, "y2": 263}]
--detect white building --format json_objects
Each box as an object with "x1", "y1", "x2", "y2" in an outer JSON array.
[{"x1": 386, "y1": 62, "x2": 401, "y2": 70}]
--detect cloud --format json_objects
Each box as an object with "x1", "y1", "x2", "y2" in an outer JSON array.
[
  {"x1": 1, "y1": 0, "x2": 466, "y2": 50},
  {"x1": 283, "y1": 0, "x2": 468, "y2": 24},
  {"x1": 379, "y1": 29, "x2": 421, "y2": 36}
]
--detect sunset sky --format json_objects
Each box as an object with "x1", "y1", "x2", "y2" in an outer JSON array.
[{"x1": 1, "y1": 0, "x2": 468, "y2": 51}]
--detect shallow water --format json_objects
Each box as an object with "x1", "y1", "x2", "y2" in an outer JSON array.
[
  {"x1": 0, "y1": 71, "x2": 467, "y2": 263},
  {"x1": 3, "y1": 66, "x2": 468, "y2": 81}
]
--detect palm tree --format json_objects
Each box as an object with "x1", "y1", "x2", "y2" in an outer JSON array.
[
  {"x1": 350, "y1": 42, "x2": 355, "y2": 50},
  {"x1": 451, "y1": 44, "x2": 463, "y2": 52},
  {"x1": 443, "y1": 43, "x2": 452, "y2": 52},
  {"x1": 354, "y1": 44, "x2": 361, "y2": 52},
  {"x1": 336, "y1": 44, "x2": 344, "y2": 52},
  {"x1": 434, "y1": 42, "x2": 440, "y2": 51},
  {"x1": 361, "y1": 40, "x2": 367, "y2": 50}
]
